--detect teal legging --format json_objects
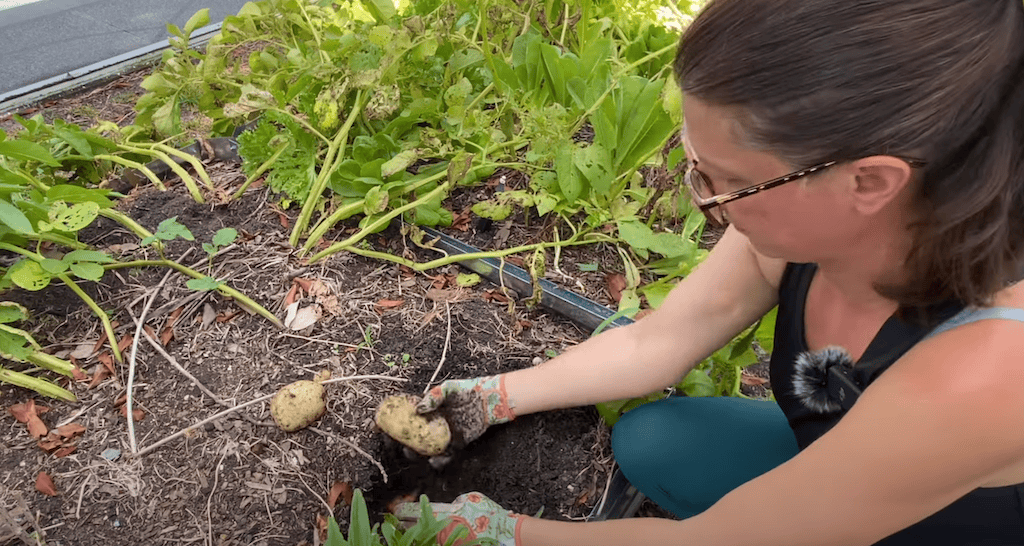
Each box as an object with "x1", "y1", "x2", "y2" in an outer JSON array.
[{"x1": 611, "y1": 396, "x2": 799, "y2": 519}]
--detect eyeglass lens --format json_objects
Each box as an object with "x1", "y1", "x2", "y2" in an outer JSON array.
[{"x1": 685, "y1": 167, "x2": 726, "y2": 226}]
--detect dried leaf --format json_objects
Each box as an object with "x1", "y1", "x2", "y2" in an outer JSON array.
[
  {"x1": 119, "y1": 405, "x2": 145, "y2": 421},
  {"x1": 27, "y1": 415, "x2": 48, "y2": 438},
  {"x1": 38, "y1": 433, "x2": 62, "y2": 451},
  {"x1": 53, "y1": 445, "x2": 78, "y2": 458},
  {"x1": 283, "y1": 283, "x2": 299, "y2": 307},
  {"x1": 451, "y1": 209, "x2": 472, "y2": 232},
  {"x1": 97, "y1": 352, "x2": 115, "y2": 374},
  {"x1": 285, "y1": 304, "x2": 321, "y2": 331},
  {"x1": 275, "y1": 210, "x2": 289, "y2": 229},
  {"x1": 328, "y1": 481, "x2": 353, "y2": 510},
  {"x1": 35, "y1": 472, "x2": 57, "y2": 496},
  {"x1": 284, "y1": 301, "x2": 299, "y2": 327},
  {"x1": 215, "y1": 310, "x2": 239, "y2": 323},
  {"x1": 605, "y1": 274, "x2": 627, "y2": 303},
  {"x1": 482, "y1": 289, "x2": 510, "y2": 303},
  {"x1": 70, "y1": 342, "x2": 95, "y2": 360},
  {"x1": 88, "y1": 365, "x2": 111, "y2": 389},
  {"x1": 201, "y1": 303, "x2": 217, "y2": 329},
  {"x1": 116, "y1": 334, "x2": 133, "y2": 353},
  {"x1": 8, "y1": 400, "x2": 36, "y2": 423},
  {"x1": 293, "y1": 277, "x2": 314, "y2": 293},
  {"x1": 505, "y1": 256, "x2": 525, "y2": 268},
  {"x1": 159, "y1": 325, "x2": 174, "y2": 346},
  {"x1": 71, "y1": 365, "x2": 89, "y2": 382},
  {"x1": 56, "y1": 423, "x2": 86, "y2": 438},
  {"x1": 740, "y1": 373, "x2": 768, "y2": 386},
  {"x1": 376, "y1": 299, "x2": 404, "y2": 309}
]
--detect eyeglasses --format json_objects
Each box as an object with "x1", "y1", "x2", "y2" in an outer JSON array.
[{"x1": 682, "y1": 155, "x2": 927, "y2": 227}]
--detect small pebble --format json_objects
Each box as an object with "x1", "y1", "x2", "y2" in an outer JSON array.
[
  {"x1": 532, "y1": 356, "x2": 543, "y2": 365},
  {"x1": 101, "y1": 448, "x2": 121, "y2": 461}
]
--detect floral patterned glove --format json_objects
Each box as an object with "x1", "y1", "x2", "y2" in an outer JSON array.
[
  {"x1": 393, "y1": 492, "x2": 524, "y2": 546},
  {"x1": 416, "y1": 375, "x2": 515, "y2": 444}
]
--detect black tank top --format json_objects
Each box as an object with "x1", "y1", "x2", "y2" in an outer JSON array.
[{"x1": 770, "y1": 262, "x2": 1024, "y2": 544}]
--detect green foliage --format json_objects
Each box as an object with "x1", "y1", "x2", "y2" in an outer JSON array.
[
  {"x1": 326, "y1": 489, "x2": 494, "y2": 546},
  {"x1": 0, "y1": 302, "x2": 77, "y2": 401},
  {"x1": 595, "y1": 307, "x2": 778, "y2": 427}
]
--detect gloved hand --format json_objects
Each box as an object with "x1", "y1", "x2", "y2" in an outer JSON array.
[
  {"x1": 393, "y1": 492, "x2": 524, "y2": 546},
  {"x1": 417, "y1": 375, "x2": 515, "y2": 445}
]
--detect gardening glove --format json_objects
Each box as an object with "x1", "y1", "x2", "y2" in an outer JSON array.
[
  {"x1": 417, "y1": 375, "x2": 515, "y2": 445},
  {"x1": 393, "y1": 492, "x2": 524, "y2": 546}
]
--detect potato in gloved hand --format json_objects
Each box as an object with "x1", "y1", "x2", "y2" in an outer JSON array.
[
  {"x1": 416, "y1": 375, "x2": 515, "y2": 446},
  {"x1": 375, "y1": 394, "x2": 452, "y2": 456}
]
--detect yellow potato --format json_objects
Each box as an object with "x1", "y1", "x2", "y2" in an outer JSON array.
[
  {"x1": 270, "y1": 380, "x2": 327, "y2": 432},
  {"x1": 375, "y1": 394, "x2": 451, "y2": 456}
]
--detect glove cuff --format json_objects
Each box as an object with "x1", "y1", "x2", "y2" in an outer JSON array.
[{"x1": 479, "y1": 374, "x2": 516, "y2": 424}]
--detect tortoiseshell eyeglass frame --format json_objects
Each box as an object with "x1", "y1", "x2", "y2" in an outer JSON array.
[{"x1": 682, "y1": 154, "x2": 927, "y2": 227}]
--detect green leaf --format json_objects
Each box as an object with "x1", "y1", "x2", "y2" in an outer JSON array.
[
  {"x1": 0, "y1": 302, "x2": 28, "y2": 324},
  {"x1": 380, "y1": 150, "x2": 418, "y2": 179},
  {"x1": 554, "y1": 142, "x2": 583, "y2": 203},
  {"x1": 360, "y1": 0, "x2": 395, "y2": 23},
  {"x1": 212, "y1": 227, "x2": 238, "y2": 247},
  {"x1": 39, "y1": 258, "x2": 69, "y2": 274},
  {"x1": 186, "y1": 277, "x2": 224, "y2": 291},
  {"x1": 680, "y1": 369, "x2": 716, "y2": 397},
  {"x1": 648, "y1": 232, "x2": 692, "y2": 259},
  {"x1": 0, "y1": 140, "x2": 60, "y2": 166},
  {"x1": 616, "y1": 220, "x2": 653, "y2": 250},
  {"x1": 64, "y1": 249, "x2": 116, "y2": 263},
  {"x1": 47, "y1": 201, "x2": 100, "y2": 232},
  {"x1": 755, "y1": 307, "x2": 778, "y2": 353},
  {"x1": 640, "y1": 282, "x2": 673, "y2": 309},
  {"x1": 577, "y1": 262, "x2": 598, "y2": 272},
  {"x1": 154, "y1": 217, "x2": 194, "y2": 241},
  {"x1": 575, "y1": 143, "x2": 613, "y2": 194},
  {"x1": 183, "y1": 8, "x2": 211, "y2": 36},
  {"x1": 0, "y1": 330, "x2": 36, "y2": 362},
  {"x1": 70, "y1": 262, "x2": 104, "y2": 281},
  {"x1": 363, "y1": 186, "x2": 389, "y2": 216},
  {"x1": 202, "y1": 242, "x2": 216, "y2": 255},
  {"x1": 46, "y1": 185, "x2": 113, "y2": 207},
  {"x1": 348, "y1": 489, "x2": 371, "y2": 545},
  {"x1": 9, "y1": 260, "x2": 50, "y2": 291},
  {"x1": 470, "y1": 199, "x2": 512, "y2": 220},
  {"x1": 325, "y1": 516, "x2": 347, "y2": 546},
  {"x1": 0, "y1": 200, "x2": 35, "y2": 234}
]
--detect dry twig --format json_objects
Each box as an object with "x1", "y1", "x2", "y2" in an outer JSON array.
[
  {"x1": 423, "y1": 301, "x2": 452, "y2": 394},
  {"x1": 134, "y1": 374, "x2": 407, "y2": 458}
]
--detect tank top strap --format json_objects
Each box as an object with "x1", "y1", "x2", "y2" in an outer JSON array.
[{"x1": 926, "y1": 307, "x2": 1024, "y2": 340}]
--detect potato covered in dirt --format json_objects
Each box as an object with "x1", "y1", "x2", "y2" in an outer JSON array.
[
  {"x1": 270, "y1": 379, "x2": 327, "y2": 432},
  {"x1": 375, "y1": 394, "x2": 451, "y2": 456}
]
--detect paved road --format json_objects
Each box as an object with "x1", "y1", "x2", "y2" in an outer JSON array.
[{"x1": 0, "y1": 0, "x2": 250, "y2": 94}]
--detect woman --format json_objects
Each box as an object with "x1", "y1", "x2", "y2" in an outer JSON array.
[{"x1": 394, "y1": 0, "x2": 1024, "y2": 543}]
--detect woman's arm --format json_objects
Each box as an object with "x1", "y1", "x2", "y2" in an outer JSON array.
[
  {"x1": 504, "y1": 225, "x2": 784, "y2": 416},
  {"x1": 517, "y1": 318, "x2": 1024, "y2": 545}
]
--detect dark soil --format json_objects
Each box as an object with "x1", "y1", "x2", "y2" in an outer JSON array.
[{"x1": 0, "y1": 62, "x2": 766, "y2": 546}]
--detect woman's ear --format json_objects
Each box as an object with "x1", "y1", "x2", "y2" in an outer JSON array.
[{"x1": 848, "y1": 156, "x2": 916, "y2": 215}]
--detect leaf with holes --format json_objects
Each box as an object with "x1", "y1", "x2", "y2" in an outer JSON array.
[{"x1": 8, "y1": 260, "x2": 50, "y2": 291}]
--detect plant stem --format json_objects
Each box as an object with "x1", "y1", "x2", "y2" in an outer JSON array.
[
  {"x1": 306, "y1": 182, "x2": 450, "y2": 263},
  {"x1": 151, "y1": 142, "x2": 215, "y2": 189},
  {"x1": 343, "y1": 236, "x2": 598, "y2": 271},
  {"x1": 94, "y1": 155, "x2": 167, "y2": 191},
  {"x1": 300, "y1": 169, "x2": 449, "y2": 254},
  {"x1": 0, "y1": 367, "x2": 76, "y2": 401},
  {"x1": 232, "y1": 142, "x2": 288, "y2": 200},
  {"x1": 56, "y1": 273, "x2": 123, "y2": 363},
  {"x1": 290, "y1": 89, "x2": 366, "y2": 247},
  {"x1": 120, "y1": 146, "x2": 205, "y2": 203},
  {"x1": 105, "y1": 260, "x2": 283, "y2": 329}
]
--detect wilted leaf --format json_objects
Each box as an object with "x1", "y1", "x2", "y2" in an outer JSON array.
[
  {"x1": 8, "y1": 399, "x2": 36, "y2": 423},
  {"x1": 38, "y1": 433, "x2": 62, "y2": 450},
  {"x1": 116, "y1": 334, "x2": 133, "y2": 353},
  {"x1": 97, "y1": 352, "x2": 115, "y2": 374},
  {"x1": 328, "y1": 480, "x2": 353, "y2": 510},
  {"x1": 35, "y1": 471, "x2": 57, "y2": 496},
  {"x1": 56, "y1": 423, "x2": 86, "y2": 438},
  {"x1": 375, "y1": 299, "x2": 404, "y2": 309},
  {"x1": 88, "y1": 365, "x2": 111, "y2": 389},
  {"x1": 285, "y1": 304, "x2": 321, "y2": 331},
  {"x1": 605, "y1": 274, "x2": 627, "y2": 302},
  {"x1": 53, "y1": 445, "x2": 77, "y2": 458},
  {"x1": 159, "y1": 326, "x2": 174, "y2": 346}
]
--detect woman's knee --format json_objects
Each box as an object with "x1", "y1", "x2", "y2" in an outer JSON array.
[{"x1": 610, "y1": 398, "x2": 701, "y2": 471}]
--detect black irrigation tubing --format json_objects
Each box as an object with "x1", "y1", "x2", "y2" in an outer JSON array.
[{"x1": 5, "y1": 29, "x2": 648, "y2": 513}]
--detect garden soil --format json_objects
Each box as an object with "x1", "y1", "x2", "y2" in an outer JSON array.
[{"x1": 0, "y1": 62, "x2": 770, "y2": 546}]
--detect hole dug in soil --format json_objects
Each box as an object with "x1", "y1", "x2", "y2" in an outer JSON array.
[{"x1": 0, "y1": 182, "x2": 614, "y2": 546}]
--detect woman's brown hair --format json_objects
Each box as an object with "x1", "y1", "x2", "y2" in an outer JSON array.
[{"x1": 675, "y1": 0, "x2": 1024, "y2": 313}]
